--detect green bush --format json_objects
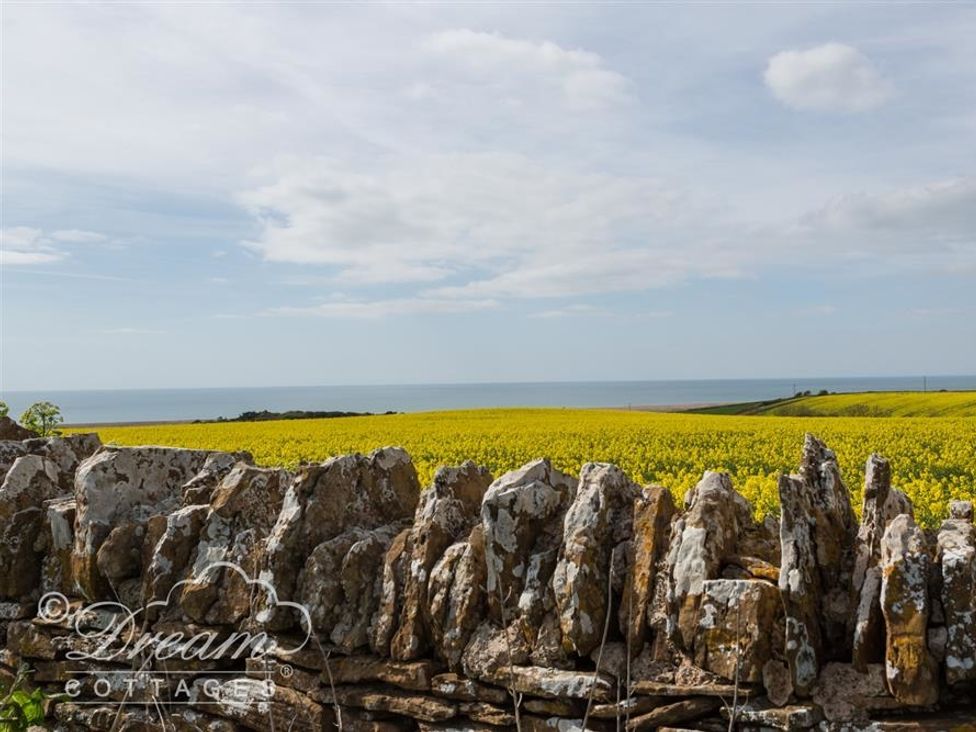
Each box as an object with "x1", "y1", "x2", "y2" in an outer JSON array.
[
  {"x1": 0, "y1": 666, "x2": 45, "y2": 731},
  {"x1": 20, "y1": 402, "x2": 63, "y2": 437}
]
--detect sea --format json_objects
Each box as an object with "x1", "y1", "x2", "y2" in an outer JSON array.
[{"x1": 3, "y1": 375, "x2": 976, "y2": 425}]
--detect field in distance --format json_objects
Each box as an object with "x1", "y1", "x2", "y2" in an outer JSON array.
[
  {"x1": 687, "y1": 390, "x2": 976, "y2": 417},
  {"x1": 72, "y1": 407, "x2": 975, "y2": 527}
]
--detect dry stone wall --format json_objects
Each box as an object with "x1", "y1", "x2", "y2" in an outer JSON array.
[{"x1": 0, "y1": 432, "x2": 973, "y2": 731}]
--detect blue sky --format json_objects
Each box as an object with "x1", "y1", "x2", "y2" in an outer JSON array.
[{"x1": 2, "y1": 3, "x2": 974, "y2": 390}]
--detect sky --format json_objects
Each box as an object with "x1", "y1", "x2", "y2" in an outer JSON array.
[{"x1": 1, "y1": 2, "x2": 974, "y2": 391}]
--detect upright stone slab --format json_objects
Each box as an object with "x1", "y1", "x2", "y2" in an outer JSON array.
[
  {"x1": 552, "y1": 462, "x2": 638, "y2": 656},
  {"x1": 0, "y1": 455, "x2": 63, "y2": 599},
  {"x1": 937, "y1": 509, "x2": 976, "y2": 685},
  {"x1": 428, "y1": 525, "x2": 488, "y2": 669},
  {"x1": 481, "y1": 459, "x2": 577, "y2": 625},
  {"x1": 880, "y1": 514, "x2": 938, "y2": 706},
  {"x1": 665, "y1": 471, "x2": 751, "y2": 652},
  {"x1": 180, "y1": 464, "x2": 291, "y2": 625},
  {"x1": 72, "y1": 446, "x2": 215, "y2": 599},
  {"x1": 778, "y1": 435, "x2": 857, "y2": 696},
  {"x1": 391, "y1": 462, "x2": 491, "y2": 661},
  {"x1": 620, "y1": 484, "x2": 675, "y2": 654},
  {"x1": 259, "y1": 447, "x2": 420, "y2": 630}
]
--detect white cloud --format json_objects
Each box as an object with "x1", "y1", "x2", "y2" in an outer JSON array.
[
  {"x1": 530, "y1": 304, "x2": 605, "y2": 319},
  {"x1": 424, "y1": 29, "x2": 629, "y2": 110},
  {"x1": 1, "y1": 226, "x2": 116, "y2": 266},
  {"x1": 764, "y1": 43, "x2": 893, "y2": 112},
  {"x1": 266, "y1": 297, "x2": 498, "y2": 319}
]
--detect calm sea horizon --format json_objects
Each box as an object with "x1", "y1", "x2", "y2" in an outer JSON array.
[{"x1": 3, "y1": 375, "x2": 976, "y2": 425}]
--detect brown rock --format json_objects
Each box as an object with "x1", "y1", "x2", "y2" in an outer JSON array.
[
  {"x1": 762, "y1": 659, "x2": 793, "y2": 707},
  {"x1": 327, "y1": 655, "x2": 441, "y2": 690},
  {"x1": 0, "y1": 416, "x2": 36, "y2": 440},
  {"x1": 40, "y1": 496, "x2": 76, "y2": 594},
  {"x1": 428, "y1": 525, "x2": 488, "y2": 670},
  {"x1": 626, "y1": 697, "x2": 720, "y2": 730},
  {"x1": 370, "y1": 527, "x2": 413, "y2": 655},
  {"x1": 553, "y1": 462, "x2": 639, "y2": 656},
  {"x1": 812, "y1": 662, "x2": 898, "y2": 723},
  {"x1": 392, "y1": 462, "x2": 491, "y2": 661},
  {"x1": 95, "y1": 521, "x2": 144, "y2": 583},
  {"x1": 485, "y1": 665, "x2": 615, "y2": 702},
  {"x1": 430, "y1": 673, "x2": 508, "y2": 705},
  {"x1": 189, "y1": 677, "x2": 332, "y2": 731},
  {"x1": 620, "y1": 484, "x2": 675, "y2": 654},
  {"x1": 481, "y1": 459, "x2": 577, "y2": 625},
  {"x1": 459, "y1": 701, "x2": 515, "y2": 726},
  {"x1": 665, "y1": 471, "x2": 752, "y2": 652},
  {"x1": 180, "y1": 464, "x2": 290, "y2": 625},
  {"x1": 181, "y1": 450, "x2": 253, "y2": 505},
  {"x1": 72, "y1": 445, "x2": 216, "y2": 599},
  {"x1": 314, "y1": 685, "x2": 458, "y2": 723},
  {"x1": 721, "y1": 701, "x2": 822, "y2": 730},
  {"x1": 460, "y1": 621, "x2": 530, "y2": 681},
  {"x1": 0, "y1": 455, "x2": 63, "y2": 599},
  {"x1": 937, "y1": 514, "x2": 976, "y2": 685},
  {"x1": 694, "y1": 579, "x2": 781, "y2": 683},
  {"x1": 142, "y1": 504, "x2": 209, "y2": 611},
  {"x1": 260, "y1": 447, "x2": 420, "y2": 629},
  {"x1": 880, "y1": 514, "x2": 938, "y2": 706}
]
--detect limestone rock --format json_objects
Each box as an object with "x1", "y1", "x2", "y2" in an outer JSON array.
[
  {"x1": 721, "y1": 701, "x2": 822, "y2": 730},
  {"x1": 619, "y1": 484, "x2": 675, "y2": 654},
  {"x1": 181, "y1": 464, "x2": 290, "y2": 625},
  {"x1": 762, "y1": 659, "x2": 793, "y2": 707},
  {"x1": 315, "y1": 685, "x2": 459, "y2": 723},
  {"x1": 392, "y1": 461, "x2": 491, "y2": 661},
  {"x1": 260, "y1": 447, "x2": 420, "y2": 629},
  {"x1": 182, "y1": 450, "x2": 253, "y2": 505},
  {"x1": 299, "y1": 523, "x2": 403, "y2": 652},
  {"x1": 880, "y1": 513, "x2": 938, "y2": 706},
  {"x1": 0, "y1": 455, "x2": 63, "y2": 599},
  {"x1": 40, "y1": 496, "x2": 76, "y2": 594},
  {"x1": 370, "y1": 527, "x2": 413, "y2": 655},
  {"x1": 937, "y1": 514, "x2": 976, "y2": 685},
  {"x1": 949, "y1": 499, "x2": 973, "y2": 522},
  {"x1": 142, "y1": 504, "x2": 209, "y2": 610},
  {"x1": 485, "y1": 665, "x2": 615, "y2": 702},
  {"x1": 778, "y1": 435, "x2": 857, "y2": 697},
  {"x1": 552, "y1": 462, "x2": 638, "y2": 656},
  {"x1": 851, "y1": 566, "x2": 884, "y2": 671},
  {"x1": 665, "y1": 471, "x2": 750, "y2": 652},
  {"x1": 328, "y1": 656, "x2": 442, "y2": 690},
  {"x1": 95, "y1": 522, "x2": 145, "y2": 583},
  {"x1": 460, "y1": 621, "x2": 530, "y2": 681},
  {"x1": 626, "y1": 697, "x2": 720, "y2": 730},
  {"x1": 0, "y1": 416, "x2": 36, "y2": 441},
  {"x1": 481, "y1": 459, "x2": 577, "y2": 625},
  {"x1": 0, "y1": 441, "x2": 28, "y2": 484},
  {"x1": 24, "y1": 434, "x2": 101, "y2": 491},
  {"x1": 811, "y1": 663, "x2": 898, "y2": 724},
  {"x1": 429, "y1": 673, "x2": 508, "y2": 705},
  {"x1": 72, "y1": 445, "x2": 216, "y2": 599},
  {"x1": 189, "y1": 677, "x2": 331, "y2": 731},
  {"x1": 428, "y1": 525, "x2": 488, "y2": 670},
  {"x1": 694, "y1": 579, "x2": 781, "y2": 683}
]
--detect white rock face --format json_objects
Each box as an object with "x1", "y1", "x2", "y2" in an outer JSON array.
[
  {"x1": 938, "y1": 515, "x2": 976, "y2": 685},
  {"x1": 71, "y1": 445, "x2": 215, "y2": 599}
]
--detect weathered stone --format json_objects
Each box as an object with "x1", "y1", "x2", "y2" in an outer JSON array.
[
  {"x1": 371, "y1": 527, "x2": 413, "y2": 655},
  {"x1": 588, "y1": 641, "x2": 672, "y2": 683},
  {"x1": 762, "y1": 659, "x2": 793, "y2": 707},
  {"x1": 0, "y1": 455, "x2": 63, "y2": 599},
  {"x1": 626, "y1": 697, "x2": 720, "y2": 730},
  {"x1": 811, "y1": 662, "x2": 897, "y2": 723},
  {"x1": 0, "y1": 416, "x2": 36, "y2": 440},
  {"x1": 552, "y1": 462, "x2": 638, "y2": 656},
  {"x1": 392, "y1": 461, "x2": 491, "y2": 661},
  {"x1": 260, "y1": 447, "x2": 420, "y2": 629},
  {"x1": 72, "y1": 445, "x2": 216, "y2": 599},
  {"x1": 481, "y1": 459, "x2": 577, "y2": 625},
  {"x1": 852, "y1": 565, "x2": 884, "y2": 671},
  {"x1": 460, "y1": 621, "x2": 530, "y2": 681},
  {"x1": 430, "y1": 673, "x2": 508, "y2": 705},
  {"x1": 327, "y1": 655, "x2": 441, "y2": 691},
  {"x1": 523, "y1": 698, "x2": 581, "y2": 716},
  {"x1": 665, "y1": 471, "x2": 751, "y2": 652},
  {"x1": 0, "y1": 441, "x2": 28, "y2": 484},
  {"x1": 299, "y1": 523, "x2": 403, "y2": 652},
  {"x1": 694, "y1": 579, "x2": 781, "y2": 683},
  {"x1": 927, "y1": 625, "x2": 947, "y2": 663},
  {"x1": 24, "y1": 434, "x2": 101, "y2": 491},
  {"x1": 142, "y1": 504, "x2": 209, "y2": 612},
  {"x1": 630, "y1": 679, "x2": 758, "y2": 698},
  {"x1": 459, "y1": 701, "x2": 516, "y2": 726},
  {"x1": 721, "y1": 701, "x2": 822, "y2": 730},
  {"x1": 246, "y1": 655, "x2": 321, "y2": 694},
  {"x1": 485, "y1": 665, "x2": 614, "y2": 702},
  {"x1": 620, "y1": 484, "x2": 675, "y2": 654},
  {"x1": 182, "y1": 450, "x2": 253, "y2": 505},
  {"x1": 95, "y1": 521, "x2": 144, "y2": 583},
  {"x1": 181, "y1": 464, "x2": 290, "y2": 625},
  {"x1": 949, "y1": 500, "x2": 973, "y2": 522},
  {"x1": 40, "y1": 496, "x2": 76, "y2": 594},
  {"x1": 189, "y1": 677, "x2": 331, "y2": 731},
  {"x1": 428, "y1": 525, "x2": 487, "y2": 670},
  {"x1": 880, "y1": 513, "x2": 938, "y2": 706},
  {"x1": 314, "y1": 685, "x2": 458, "y2": 723},
  {"x1": 589, "y1": 696, "x2": 664, "y2": 719},
  {"x1": 722, "y1": 554, "x2": 779, "y2": 583},
  {"x1": 937, "y1": 514, "x2": 976, "y2": 685}
]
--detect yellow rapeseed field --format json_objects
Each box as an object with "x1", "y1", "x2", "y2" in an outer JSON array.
[{"x1": 73, "y1": 408, "x2": 975, "y2": 528}]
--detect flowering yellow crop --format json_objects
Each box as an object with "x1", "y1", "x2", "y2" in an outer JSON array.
[{"x1": 73, "y1": 409, "x2": 975, "y2": 528}]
